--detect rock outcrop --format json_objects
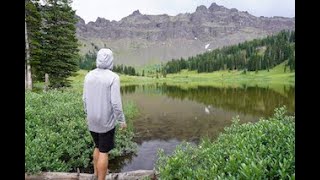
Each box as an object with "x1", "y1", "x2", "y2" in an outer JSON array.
[{"x1": 75, "y1": 2, "x2": 295, "y2": 65}]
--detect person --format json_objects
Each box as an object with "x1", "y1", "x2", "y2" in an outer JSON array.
[{"x1": 83, "y1": 48, "x2": 127, "y2": 180}]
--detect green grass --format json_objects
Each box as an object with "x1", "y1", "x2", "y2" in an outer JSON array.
[
  {"x1": 68, "y1": 62, "x2": 294, "y2": 93},
  {"x1": 135, "y1": 63, "x2": 161, "y2": 75},
  {"x1": 156, "y1": 106, "x2": 295, "y2": 179},
  {"x1": 157, "y1": 61, "x2": 294, "y2": 88}
]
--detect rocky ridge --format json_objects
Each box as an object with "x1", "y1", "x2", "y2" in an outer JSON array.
[{"x1": 75, "y1": 3, "x2": 295, "y2": 66}]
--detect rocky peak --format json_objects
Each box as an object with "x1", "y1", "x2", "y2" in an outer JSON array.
[
  {"x1": 96, "y1": 17, "x2": 108, "y2": 23},
  {"x1": 208, "y1": 2, "x2": 225, "y2": 11},
  {"x1": 230, "y1": 8, "x2": 238, "y2": 13},
  {"x1": 130, "y1": 10, "x2": 142, "y2": 16},
  {"x1": 75, "y1": 15, "x2": 85, "y2": 25},
  {"x1": 75, "y1": 3, "x2": 294, "y2": 66},
  {"x1": 75, "y1": 15, "x2": 87, "y2": 33},
  {"x1": 76, "y1": 2, "x2": 294, "y2": 42},
  {"x1": 94, "y1": 17, "x2": 110, "y2": 27},
  {"x1": 120, "y1": 9, "x2": 152, "y2": 24},
  {"x1": 195, "y1": 5, "x2": 208, "y2": 13}
]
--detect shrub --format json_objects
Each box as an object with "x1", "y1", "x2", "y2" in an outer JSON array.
[
  {"x1": 156, "y1": 106, "x2": 295, "y2": 179},
  {"x1": 25, "y1": 90, "x2": 138, "y2": 173},
  {"x1": 110, "y1": 101, "x2": 138, "y2": 159}
]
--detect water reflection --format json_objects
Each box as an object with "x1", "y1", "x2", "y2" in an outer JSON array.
[
  {"x1": 110, "y1": 84, "x2": 295, "y2": 172},
  {"x1": 121, "y1": 84, "x2": 295, "y2": 117},
  {"x1": 110, "y1": 139, "x2": 196, "y2": 172}
]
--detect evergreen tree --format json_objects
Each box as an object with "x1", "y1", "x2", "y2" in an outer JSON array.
[
  {"x1": 120, "y1": 64, "x2": 124, "y2": 73},
  {"x1": 164, "y1": 30, "x2": 295, "y2": 74},
  {"x1": 132, "y1": 67, "x2": 136, "y2": 76},
  {"x1": 162, "y1": 66, "x2": 167, "y2": 78},
  {"x1": 124, "y1": 66, "x2": 128, "y2": 74},
  {"x1": 40, "y1": 0, "x2": 80, "y2": 88},
  {"x1": 25, "y1": 0, "x2": 42, "y2": 84},
  {"x1": 79, "y1": 51, "x2": 96, "y2": 70}
]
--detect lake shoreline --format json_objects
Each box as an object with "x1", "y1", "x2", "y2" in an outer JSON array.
[{"x1": 67, "y1": 61, "x2": 294, "y2": 92}]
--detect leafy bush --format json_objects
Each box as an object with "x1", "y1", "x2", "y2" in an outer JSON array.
[
  {"x1": 110, "y1": 101, "x2": 138, "y2": 159},
  {"x1": 156, "y1": 106, "x2": 295, "y2": 179},
  {"x1": 25, "y1": 90, "x2": 138, "y2": 173}
]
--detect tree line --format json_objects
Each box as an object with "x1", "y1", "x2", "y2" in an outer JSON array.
[
  {"x1": 25, "y1": 0, "x2": 79, "y2": 88},
  {"x1": 79, "y1": 51, "x2": 138, "y2": 76},
  {"x1": 164, "y1": 30, "x2": 295, "y2": 74}
]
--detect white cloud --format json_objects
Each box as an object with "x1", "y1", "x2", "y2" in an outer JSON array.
[{"x1": 71, "y1": 0, "x2": 295, "y2": 23}]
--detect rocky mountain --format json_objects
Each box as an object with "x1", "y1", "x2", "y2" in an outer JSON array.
[{"x1": 76, "y1": 3, "x2": 295, "y2": 66}]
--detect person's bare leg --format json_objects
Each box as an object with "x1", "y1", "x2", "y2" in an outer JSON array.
[
  {"x1": 93, "y1": 148, "x2": 99, "y2": 177},
  {"x1": 97, "y1": 152, "x2": 108, "y2": 180}
]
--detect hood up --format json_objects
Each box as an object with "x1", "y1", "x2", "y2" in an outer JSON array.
[{"x1": 96, "y1": 48, "x2": 114, "y2": 70}]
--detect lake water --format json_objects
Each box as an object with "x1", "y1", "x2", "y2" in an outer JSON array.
[{"x1": 109, "y1": 84, "x2": 295, "y2": 172}]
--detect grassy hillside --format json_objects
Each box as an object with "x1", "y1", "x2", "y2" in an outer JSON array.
[
  {"x1": 76, "y1": 29, "x2": 271, "y2": 66},
  {"x1": 68, "y1": 61, "x2": 294, "y2": 95},
  {"x1": 162, "y1": 61, "x2": 294, "y2": 87}
]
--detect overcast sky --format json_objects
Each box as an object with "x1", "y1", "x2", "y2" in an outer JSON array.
[{"x1": 71, "y1": 0, "x2": 295, "y2": 23}]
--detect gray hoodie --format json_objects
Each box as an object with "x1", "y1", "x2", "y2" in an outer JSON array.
[{"x1": 83, "y1": 48, "x2": 125, "y2": 133}]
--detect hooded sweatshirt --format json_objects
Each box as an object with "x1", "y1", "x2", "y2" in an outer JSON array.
[{"x1": 83, "y1": 48, "x2": 125, "y2": 133}]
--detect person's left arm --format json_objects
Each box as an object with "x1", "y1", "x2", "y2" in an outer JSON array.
[{"x1": 110, "y1": 75, "x2": 126, "y2": 129}]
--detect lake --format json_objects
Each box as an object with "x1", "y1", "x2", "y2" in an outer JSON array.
[{"x1": 109, "y1": 84, "x2": 295, "y2": 172}]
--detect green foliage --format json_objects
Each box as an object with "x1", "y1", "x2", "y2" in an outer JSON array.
[
  {"x1": 39, "y1": 1, "x2": 80, "y2": 88},
  {"x1": 25, "y1": 0, "x2": 42, "y2": 81},
  {"x1": 26, "y1": 0, "x2": 80, "y2": 88},
  {"x1": 113, "y1": 64, "x2": 137, "y2": 76},
  {"x1": 78, "y1": 51, "x2": 97, "y2": 70},
  {"x1": 165, "y1": 30, "x2": 295, "y2": 74},
  {"x1": 78, "y1": 50, "x2": 138, "y2": 76},
  {"x1": 25, "y1": 90, "x2": 138, "y2": 174},
  {"x1": 109, "y1": 101, "x2": 139, "y2": 159},
  {"x1": 156, "y1": 106, "x2": 295, "y2": 179}
]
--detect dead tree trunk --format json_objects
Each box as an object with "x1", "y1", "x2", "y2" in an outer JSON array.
[
  {"x1": 44, "y1": 73, "x2": 50, "y2": 91},
  {"x1": 25, "y1": 16, "x2": 33, "y2": 90}
]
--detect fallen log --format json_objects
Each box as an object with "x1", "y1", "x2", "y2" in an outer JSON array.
[{"x1": 25, "y1": 170, "x2": 156, "y2": 180}]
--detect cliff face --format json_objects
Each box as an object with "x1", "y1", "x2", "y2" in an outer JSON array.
[{"x1": 75, "y1": 3, "x2": 295, "y2": 66}]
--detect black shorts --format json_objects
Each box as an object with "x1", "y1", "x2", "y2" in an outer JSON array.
[{"x1": 90, "y1": 128, "x2": 115, "y2": 153}]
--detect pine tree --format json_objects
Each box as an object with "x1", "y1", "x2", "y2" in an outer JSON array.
[
  {"x1": 40, "y1": 0, "x2": 80, "y2": 88},
  {"x1": 120, "y1": 64, "x2": 124, "y2": 73},
  {"x1": 25, "y1": 0, "x2": 42, "y2": 87},
  {"x1": 124, "y1": 66, "x2": 128, "y2": 74},
  {"x1": 131, "y1": 67, "x2": 136, "y2": 76},
  {"x1": 164, "y1": 30, "x2": 294, "y2": 74}
]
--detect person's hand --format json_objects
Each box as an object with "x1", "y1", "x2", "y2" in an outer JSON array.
[{"x1": 119, "y1": 122, "x2": 127, "y2": 130}]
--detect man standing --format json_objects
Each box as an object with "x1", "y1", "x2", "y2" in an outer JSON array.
[{"x1": 83, "y1": 48, "x2": 127, "y2": 180}]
